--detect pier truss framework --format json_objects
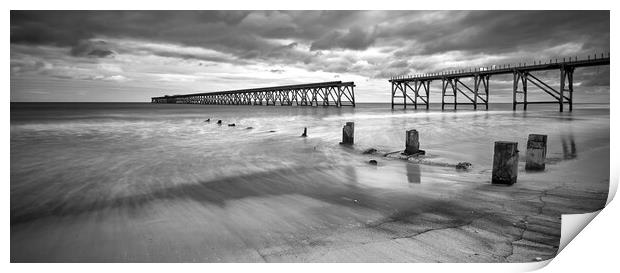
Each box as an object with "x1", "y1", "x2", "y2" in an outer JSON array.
[
  {"x1": 389, "y1": 54, "x2": 609, "y2": 112},
  {"x1": 152, "y1": 81, "x2": 355, "y2": 107}
]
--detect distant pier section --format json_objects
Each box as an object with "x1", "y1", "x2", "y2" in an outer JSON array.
[
  {"x1": 389, "y1": 53, "x2": 610, "y2": 112},
  {"x1": 152, "y1": 81, "x2": 355, "y2": 107}
]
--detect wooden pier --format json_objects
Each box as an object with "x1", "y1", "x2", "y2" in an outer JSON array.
[
  {"x1": 152, "y1": 81, "x2": 355, "y2": 107},
  {"x1": 389, "y1": 54, "x2": 610, "y2": 112}
]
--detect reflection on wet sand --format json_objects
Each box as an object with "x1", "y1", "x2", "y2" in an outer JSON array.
[
  {"x1": 562, "y1": 135, "x2": 577, "y2": 159},
  {"x1": 406, "y1": 163, "x2": 421, "y2": 184},
  {"x1": 11, "y1": 166, "x2": 370, "y2": 225}
]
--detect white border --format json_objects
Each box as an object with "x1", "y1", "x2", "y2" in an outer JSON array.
[{"x1": 3, "y1": 1, "x2": 617, "y2": 272}]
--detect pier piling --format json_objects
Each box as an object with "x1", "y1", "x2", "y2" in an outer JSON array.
[
  {"x1": 492, "y1": 141, "x2": 519, "y2": 185},
  {"x1": 525, "y1": 134, "x2": 547, "y2": 171},
  {"x1": 341, "y1": 122, "x2": 354, "y2": 145}
]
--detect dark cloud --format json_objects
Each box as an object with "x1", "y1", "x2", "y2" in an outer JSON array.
[
  {"x1": 10, "y1": 10, "x2": 610, "y2": 97},
  {"x1": 11, "y1": 59, "x2": 50, "y2": 74},
  {"x1": 388, "y1": 60, "x2": 408, "y2": 68},
  {"x1": 70, "y1": 40, "x2": 114, "y2": 58},
  {"x1": 384, "y1": 11, "x2": 609, "y2": 56},
  {"x1": 87, "y1": 49, "x2": 114, "y2": 58},
  {"x1": 12, "y1": 10, "x2": 610, "y2": 65},
  {"x1": 10, "y1": 11, "x2": 373, "y2": 66},
  {"x1": 311, "y1": 26, "x2": 377, "y2": 51},
  {"x1": 10, "y1": 11, "x2": 251, "y2": 46},
  {"x1": 373, "y1": 68, "x2": 411, "y2": 79},
  {"x1": 578, "y1": 66, "x2": 610, "y2": 87}
]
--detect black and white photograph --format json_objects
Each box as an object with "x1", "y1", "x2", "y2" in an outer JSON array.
[{"x1": 8, "y1": 5, "x2": 614, "y2": 266}]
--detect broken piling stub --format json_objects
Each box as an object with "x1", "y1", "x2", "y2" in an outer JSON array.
[
  {"x1": 403, "y1": 129, "x2": 425, "y2": 156},
  {"x1": 301, "y1": 127, "x2": 307, "y2": 137},
  {"x1": 525, "y1": 134, "x2": 547, "y2": 171},
  {"x1": 340, "y1": 122, "x2": 354, "y2": 145},
  {"x1": 492, "y1": 141, "x2": 519, "y2": 185}
]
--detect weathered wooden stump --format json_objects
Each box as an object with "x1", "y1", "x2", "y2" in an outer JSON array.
[
  {"x1": 492, "y1": 141, "x2": 519, "y2": 185},
  {"x1": 404, "y1": 129, "x2": 420, "y2": 155},
  {"x1": 525, "y1": 134, "x2": 547, "y2": 171},
  {"x1": 340, "y1": 122, "x2": 354, "y2": 145},
  {"x1": 301, "y1": 127, "x2": 307, "y2": 137}
]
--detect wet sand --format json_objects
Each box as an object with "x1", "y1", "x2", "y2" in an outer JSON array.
[
  {"x1": 10, "y1": 103, "x2": 609, "y2": 262},
  {"x1": 11, "y1": 145, "x2": 608, "y2": 262}
]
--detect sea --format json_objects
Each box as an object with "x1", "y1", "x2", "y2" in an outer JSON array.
[{"x1": 10, "y1": 102, "x2": 610, "y2": 261}]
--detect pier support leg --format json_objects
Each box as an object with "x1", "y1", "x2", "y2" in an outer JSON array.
[
  {"x1": 525, "y1": 134, "x2": 547, "y2": 171},
  {"x1": 485, "y1": 76, "x2": 490, "y2": 110},
  {"x1": 390, "y1": 83, "x2": 394, "y2": 109},
  {"x1": 340, "y1": 122, "x2": 354, "y2": 145},
  {"x1": 351, "y1": 86, "x2": 355, "y2": 107},
  {"x1": 565, "y1": 67, "x2": 574, "y2": 112},
  {"x1": 492, "y1": 141, "x2": 519, "y2": 185},
  {"x1": 453, "y1": 79, "x2": 457, "y2": 110},
  {"x1": 403, "y1": 82, "x2": 407, "y2": 109},
  {"x1": 441, "y1": 79, "x2": 446, "y2": 110},
  {"x1": 414, "y1": 81, "x2": 419, "y2": 110},
  {"x1": 522, "y1": 72, "x2": 528, "y2": 111},
  {"x1": 334, "y1": 87, "x2": 339, "y2": 107},
  {"x1": 425, "y1": 81, "x2": 430, "y2": 110},
  {"x1": 512, "y1": 72, "x2": 517, "y2": 111},
  {"x1": 474, "y1": 75, "x2": 479, "y2": 110},
  {"x1": 560, "y1": 68, "x2": 565, "y2": 112}
]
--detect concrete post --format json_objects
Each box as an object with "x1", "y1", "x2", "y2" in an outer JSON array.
[
  {"x1": 405, "y1": 129, "x2": 420, "y2": 155},
  {"x1": 525, "y1": 134, "x2": 547, "y2": 171},
  {"x1": 341, "y1": 122, "x2": 354, "y2": 145},
  {"x1": 492, "y1": 141, "x2": 519, "y2": 185}
]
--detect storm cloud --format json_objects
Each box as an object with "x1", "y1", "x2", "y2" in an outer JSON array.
[{"x1": 10, "y1": 10, "x2": 610, "y2": 102}]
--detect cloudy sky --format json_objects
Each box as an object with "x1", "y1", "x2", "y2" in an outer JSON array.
[{"x1": 10, "y1": 10, "x2": 610, "y2": 103}]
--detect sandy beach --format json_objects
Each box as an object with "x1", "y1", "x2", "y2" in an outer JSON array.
[{"x1": 10, "y1": 103, "x2": 609, "y2": 262}]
